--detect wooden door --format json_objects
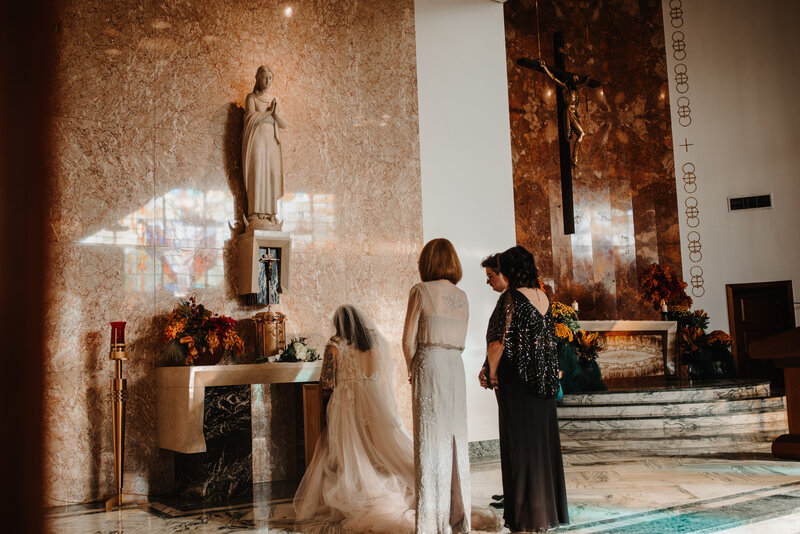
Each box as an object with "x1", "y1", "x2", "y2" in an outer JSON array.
[{"x1": 726, "y1": 281, "x2": 796, "y2": 387}]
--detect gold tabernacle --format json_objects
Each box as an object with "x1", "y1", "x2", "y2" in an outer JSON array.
[{"x1": 254, "y1": 311, "x2": 287, "y2": 359}]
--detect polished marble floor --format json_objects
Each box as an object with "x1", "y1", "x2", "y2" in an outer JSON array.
[{"x1": 46, "y1": 450, "x2": 800, "y2": 533}]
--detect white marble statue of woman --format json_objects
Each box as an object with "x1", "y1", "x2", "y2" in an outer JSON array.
[{"x1": 242, "y1": 65, "x2": 288, "y2": 225}]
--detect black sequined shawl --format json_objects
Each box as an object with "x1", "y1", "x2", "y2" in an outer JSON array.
[{"x1": 486, "y1": 289, "x2": 560, "y2": 399}]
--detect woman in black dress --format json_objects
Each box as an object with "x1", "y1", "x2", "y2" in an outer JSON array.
[{"x1": 485, "y1": 246, "x2": 569, "y2": 532}]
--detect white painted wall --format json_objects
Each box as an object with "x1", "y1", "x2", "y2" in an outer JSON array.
[
  {"x1": 414, "y1": 0, "x2": 516, "y2": 441},
  {"x1": 663, "y1": 0, "x2": 800, "y2": 331}
]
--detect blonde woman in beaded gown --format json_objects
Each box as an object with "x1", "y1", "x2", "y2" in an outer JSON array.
[
  {"x1": 403, "y1": 238, "x2": 471, "y2": 534},
  {"x1": 293, "y1": 305, "x2": 416, "y2": 533}
]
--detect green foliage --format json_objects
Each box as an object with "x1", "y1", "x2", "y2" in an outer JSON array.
[{"x1": 162, "y1": 339, "x2": 187, "y2": 367}]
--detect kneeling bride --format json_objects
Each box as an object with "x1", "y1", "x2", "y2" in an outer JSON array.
[{"x1": 293, "y1": 305, "x2": 416, "y2": 533}]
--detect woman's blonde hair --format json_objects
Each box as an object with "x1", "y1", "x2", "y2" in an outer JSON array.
[{"x1": 418, "y1": 238, "x2": 462, "y2": 283}]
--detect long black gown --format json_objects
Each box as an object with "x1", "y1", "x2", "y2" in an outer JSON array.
[{"x1": 487, "y1": 289, "x2": 569, "y2": 532}]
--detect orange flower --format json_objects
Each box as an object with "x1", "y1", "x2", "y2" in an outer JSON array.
[
  {"x1": 555, "y1": 322, "x2": 574, "y2": 342},
  {"x1": 206, "y1": 331, "x2": 220, "y2": 351},
  {"x1": 707, "y1": 330, "x2": 732, "y2": 347},
  {"x1": 224, "y1": 330, "x2": 245, "y2": 355},
  {"x1": 552, "y1": 302, "x2": 578, "y2": 322},
  {"x1": 165, "y1": 317, "x2": 187, "y2": 340}
]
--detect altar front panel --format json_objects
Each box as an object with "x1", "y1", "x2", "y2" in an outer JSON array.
[{"x1": 579, "y1": 321, "x2": 678, "y2": 382}]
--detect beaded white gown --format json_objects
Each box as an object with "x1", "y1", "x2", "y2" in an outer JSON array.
[{"x1": 403, "y1": 280, "x2": 471, "y2": 534}]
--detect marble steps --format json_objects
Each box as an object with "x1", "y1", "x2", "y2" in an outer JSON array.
[
  {"x1": 559, "y1": 418, "x2": 787, "y2": 440},
  {"x1": 560, "y1": 429, "x2": 781, "y2": 454},
  {"x1": 557, "y1": 395, "x2": 785, "y2": 419},
  {"x1": 555, "y1": 382, "x2": 787, "y2": 455},
  {"x1": 559, "y1": 381, "x2": 771, "y2": 405},
  {"x1": 558, "y1": 405, "x2": 787, "y2": 431}
]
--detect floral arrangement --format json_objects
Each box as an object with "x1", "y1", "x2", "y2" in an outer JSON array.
[
  {"x1": 706, "y1": 330, "x2": 732, "y2": 349},
  {"x1": 688, "y1": 309, "x2": 709, "y2": 330},
  {"x1": 161, "y1": 298, "x2": 245, "y2": 366},
  {"x1": 554, "y1": 322, "x2": 574, "y2": 343},
  {"x1": 551, "y1": 301, "x2": 580, "y2": 332},
  {"x1": 551, "y1": 301, "x2": 607, "y2": 393},
  {"x1": 574, "y1": 330, "x2": 602, "y2": 360},
  {"x1": 640, "y1": 263, "x2": 692, "y2": 311},
  {"x1": 678, "y1": 325, "x2": 706, "y2": 355},
  {"x1": 279, "y1": 338, "x2": 319, "y2": 362},
  {"x1": 664, "y1": 304, "x2": 736, "y2": 381},
  {"x1": 257, "y1": 337, "x2": 319, "y2": 363},
  {"x1": 667, "y1": 304, "x2": 691, "y2": 323}
]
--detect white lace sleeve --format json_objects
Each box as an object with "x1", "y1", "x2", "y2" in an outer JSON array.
[{"x1": 402, "y1": 285, "x2": 423, "y2": 374}]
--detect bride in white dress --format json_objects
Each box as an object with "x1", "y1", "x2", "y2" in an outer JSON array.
[{"x1": 293, "y1": 305, "x2": 416, "y2": 533}]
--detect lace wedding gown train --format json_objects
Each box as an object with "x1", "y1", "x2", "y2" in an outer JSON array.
[{"x1": 293, "y1": 335, "x2": 416, "y2": 534}]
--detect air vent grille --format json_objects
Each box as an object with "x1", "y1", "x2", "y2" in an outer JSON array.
[{"x1": 729, "y1": 194, "x2": 772, "y2": 211}]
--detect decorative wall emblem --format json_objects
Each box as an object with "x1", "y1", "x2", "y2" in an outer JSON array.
[
  {"x1": 672, "y1": 31, "x2": 686, "y2": 60},
  {"x1": 677, "y1": 96, "x2": 692, "y2": 127},
  {"x1": 687, "y1": 231, "x2": 702, "y2": 262},
  {"x1": 682, "y1": 162, "x2": 696, "y2": 193},
  {"x1": 674, "y1": 63, "x2": 689, "y2": 93},
  {"x1": 669, "y1": 0, "x2": 684, "y2": 28},
  {"x1": 684, "y1": 197, "x2": 699, "y2": 227},
  {"x1": 690, "y1": 265, "x2": 705, "y2": 297}
]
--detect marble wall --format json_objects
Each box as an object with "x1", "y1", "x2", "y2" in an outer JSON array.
[
  {"x1": 46, "y1": 0, "x2": 421, "y2": 504},
  {"x1": 505, "y1": 0, "x2": 681, "y2": 319}
]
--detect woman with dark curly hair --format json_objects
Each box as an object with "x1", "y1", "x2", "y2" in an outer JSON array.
[{"x1": 484, "y1": 245, "x2": 569, "y2": 532}]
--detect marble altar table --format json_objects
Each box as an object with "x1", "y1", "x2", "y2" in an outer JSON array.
[
  {"x1": 156, "y1": 361, "x2": 321, "y2": 454},
  {"x1": 156, "y1": 362, "x2": 322, "y2": 501}
]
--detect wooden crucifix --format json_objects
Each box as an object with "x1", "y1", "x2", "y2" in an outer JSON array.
[
  {"x1": 517, "y1": 31, "x2": 601, "y2": 235},
  {"x1": 258, "y1": 249, "x2": 280, "y2": 307}
]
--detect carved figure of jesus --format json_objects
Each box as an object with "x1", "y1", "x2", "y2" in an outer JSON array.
[
  {"x1": 536, "y1": 58, "x2": 589, "y2": 169},
  {"x1": 242, "y1": 66, "x2": 288, "y2": 222}
]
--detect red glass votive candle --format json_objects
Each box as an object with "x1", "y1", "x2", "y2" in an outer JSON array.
[{"x1": 110, "y1": 322, "x2": 126, "y2": 347}]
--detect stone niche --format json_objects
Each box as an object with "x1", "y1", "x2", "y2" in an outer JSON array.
[{"x1": 234, "y1": 229, "x2": 292, "y2": 305}]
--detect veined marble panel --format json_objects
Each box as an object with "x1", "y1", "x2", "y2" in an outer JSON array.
[
  {"x1": 48, "y1": 0, "x2": 422, "y2": 505},
  {"x1": 560, "y1": 410, "x2": 788, "y2": 432},
  {"x1": 173, "y1": 385, "x2": 253, "y2": 502},
  {"x1": 53, "y1": 40, "x2": 155, "y2": 130},
  {"x1": 506, "y1": 0, "x2": 680, "y2": 319},
  {"x1": 557, "y1": 396, "x2": 786, "y2": 419},
  {"x1": 49, "y1": 118, "x2": 155, "y2": 244},
  {"x1": 561, "y1": 433, "x2": 780, "y2": 455},
  {"x1": 562, "y1": 418, "x2": 789, "y2": 440},
  {"x1": 560, "y1": 381, "x2": 772, "y2": 405}
]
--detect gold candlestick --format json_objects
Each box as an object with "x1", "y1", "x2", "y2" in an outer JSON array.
[{"x1": 105, "y1": 322, "x2": 133, "y2": 511}]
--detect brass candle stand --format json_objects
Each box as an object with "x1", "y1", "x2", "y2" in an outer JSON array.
[{"x1": 105, "y1": 322, "x2": 136, "y2": 511}]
